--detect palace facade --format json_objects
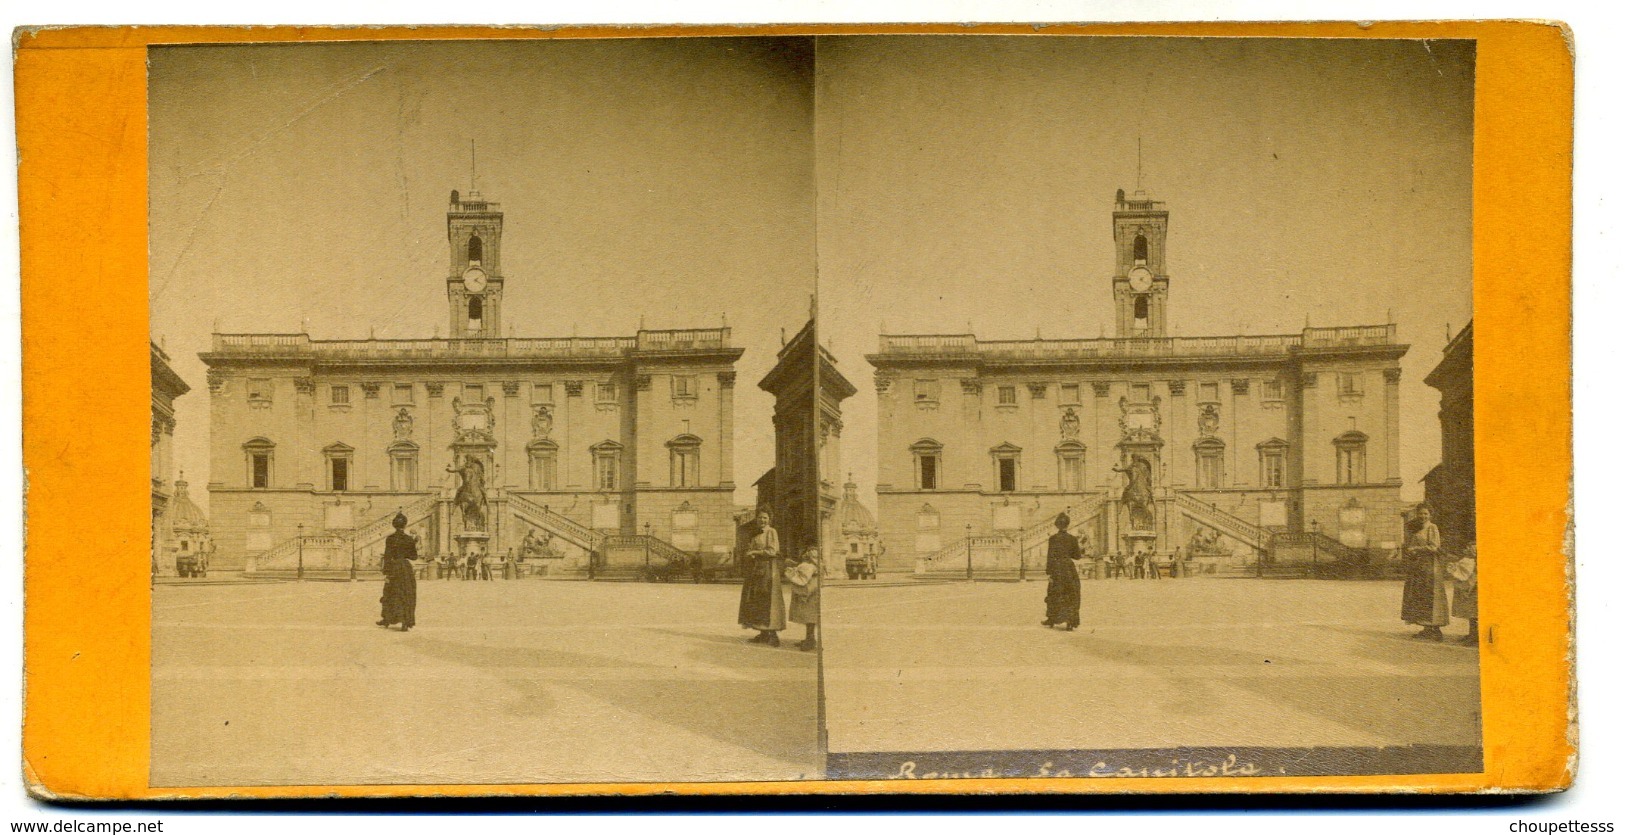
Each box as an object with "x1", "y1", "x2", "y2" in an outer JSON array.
[
  {"x1": 151, "y1": 341, "x2": 190, "y2": 577},
  {"x1": 201, "y1": 188, "x2": 743, "y2": 575},
  {"x1": 866, "y1": 189, "x2": 1410, "y2": 575}
]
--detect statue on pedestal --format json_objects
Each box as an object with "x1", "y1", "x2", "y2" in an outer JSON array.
[
  {"x1": 447, "y1": 454, "x2": 488, "y2": 532},
  {"x1": 1113, "y1": 453, "x2": 1156, "y2": 531}
]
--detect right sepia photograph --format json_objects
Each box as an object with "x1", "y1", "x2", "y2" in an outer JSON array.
[{"x1": 812, "y1": 35, "x2": 1479, "y2": 779}]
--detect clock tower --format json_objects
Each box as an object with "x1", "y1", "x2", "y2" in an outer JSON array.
[
  {"x1": 447, "y1": 188, "x2": 504, "y2": 338},
  {"x1": 1111, "y1": 188, "x2": 1170, "y2": 338}
]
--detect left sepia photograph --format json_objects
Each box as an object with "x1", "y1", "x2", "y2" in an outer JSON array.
[{"x1": 146, "y1": 38, "x2": 821, "y2": 786}]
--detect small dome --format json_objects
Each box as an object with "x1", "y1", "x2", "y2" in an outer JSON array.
[
  {"x1": 169, "y1": 479, "x2": 209, "y2": 533},
  {"x1": 836, "y1": 479, "x2": 876, "y2": 537}
]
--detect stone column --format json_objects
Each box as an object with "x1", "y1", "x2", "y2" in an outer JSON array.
[
  {"x1": 1384, "y1": 367, "x2": 1402, "y2": 483},
  {"x1": 1301, "y1": 371, "x2": 1320, "y2": 486},
  {"x1": 718, "y1": 371, "x2": 736, "y2": 488}
]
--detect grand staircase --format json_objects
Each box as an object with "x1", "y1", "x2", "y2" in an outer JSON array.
[
  {"x1": 915, "y1": 496, "x2": 1107, "y2": 580},
  {"x1": 505, "y1": 494, "x2": 605, "y2": 554},
  {"x1": 1172, "y1": 493, "x2": 1269, "y2": 555},
  {"x1": 249, "y1": 495, "x2": 438, "y2": 577}
]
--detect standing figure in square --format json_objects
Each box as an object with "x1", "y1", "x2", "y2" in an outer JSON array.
[
  {"x1": 1400, "y1": 505, "x2": 1448, "y2": 641},
  {"x1": 1043, "y1": 514, "x2": 1083, "y2": 631},
  {"x1": 737, "y1": 509, "x2": 785, "y2": 647},
  {"x1": 377, "y1": 512, "x2": 418, "y2": 632},
  {"x1": 786, "y1": 546, "x2": 821, "y2": 651}
]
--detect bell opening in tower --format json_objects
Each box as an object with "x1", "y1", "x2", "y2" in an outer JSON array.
[
  {"x1": 1133, "y1": 234, "x2": 1149, "y2": 266},
  {"x1": 467, "y1": 234, "x2": 483, "y2": 265},
  {"x1": 467, "y1": 295, "x2": 484, "y2": 331},
  {"x1": 1133, "y1": 295, "x2": 1150, "y2": 331}
]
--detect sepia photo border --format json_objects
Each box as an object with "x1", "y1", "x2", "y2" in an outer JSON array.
[{"x1": 17, "y1": 20, "x2": 1572, "y2": 798}]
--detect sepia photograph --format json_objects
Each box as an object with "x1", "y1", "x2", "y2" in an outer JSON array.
[
  {"x1": 146, "y1": 37, "x2": 822, "y2": 785},
  {"x1": 813, "y1": 36, "x2": 1480, "y2": 779}
]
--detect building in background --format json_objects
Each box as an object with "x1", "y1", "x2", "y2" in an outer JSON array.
[
  {"x1": 151, "y1": 341, "x2": 190, "y2": 579},
  {"x1": 866, "y1": 189, "x2": 1409, "y2": 575},
  {"x1": 199, "y1": 187, "x2": 743, "y2": 576},
  {"x1": 1423, "y1": 320, "x2": 1475, "y2": 553},
  {"x1": 758, "y1": 319, "x2": 821, "y2": 563}
]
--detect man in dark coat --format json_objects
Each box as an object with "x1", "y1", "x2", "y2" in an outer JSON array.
[
  {"x1": 1042, "y1": 514, "x2": 1084, "y2": 631},
  {"x1": 377, "y1": 511, "x2": 418, "y2": 632}
]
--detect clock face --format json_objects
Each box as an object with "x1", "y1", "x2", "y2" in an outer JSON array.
[
  {"x1": 462, "y1": 266, "x2": 488, "y2": 293},
  {"x1": 1128, "y1": 267, "x2": 1153, "y2": 293}
]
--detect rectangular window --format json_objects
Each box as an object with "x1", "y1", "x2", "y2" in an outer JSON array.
[
  {"x1": 1339, "y1": 372, "x2": 1364, "y2": 397},
  {"x1": 1131, "y1": 383, "x2": 1152, "y2": 403},
  {"x1": 998, "y1": 458, "x2": 1018, "y2": 492},
  {"x1": 1198, "y1": 382, "x2": 1220, "y2": 403},
  {"x1": 1262, "y1": 452, "x2": 1284, "y2": 488},
  {"x1": 597, "y1": 454, "x2": 618, "y2": 490},
  {"x1": 672, "y1": 448, "x2": 698, "y2": 487},
  {"x1": 1337, "y1": 446, "x2": 1367, "y2": 484},
  {"x1": 1060, "y1": 383, "x2": 1081, "y2": 405},
  {"x1": 672, "y1": 375, "x2": 695, "y2": 399},
  {"x1": 533, "y1": 383, "x2": 554, "y2": 404},
  {"x1": 393, "y1": 383, "x2": 414, "y2": 404},
  {"x1": 331, "y1": 385, "x2": 350, "y2": 405},
  {"x1": 1197, "y1": 453, "x2": 1223, "y2": 489},
  {"x1": 919, "y1": 455, "x2": 938, "y2": 490},
  {"x1": 251, "y1": 453, "x2": 270, "y2": 489},
  {"x1": 530, "y1": 453, "x2": 557, "y2": 490},
  {"x1": 1030, "y1": 385, "x2": 1047, "y2": 400},
  {"x1": 1059, "y1": 455, "x2": 1083, "y2": 491},
  {"x1": 997, "y1": 386, "x2": 1017, "y2": 406},
  {"x1": 248, "y1": 378, "x2": 272, "y2": 404},
  {"x1": 914, "y1": 379, "x2": 939, "y2": 403},
  {"x1": 391, "y1": 455, "x2": 417, "y2": 491},
  {"x1": 330, "y1": 458, "x2": 349, "y2": 492},
  {"x1": 597, "y1": 382, "x2": 618, "y2": 404},
  {"x1": 1263, "y1": 379, "x2": 1284, "y2": 401}
]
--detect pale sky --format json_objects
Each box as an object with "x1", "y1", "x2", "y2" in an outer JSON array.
[
  {"x1": 149, "y1": 38, "x2": 816, "y2": 511},
  {"x1": 814, "y1": 36, "x2": 1476, "y2": 507}
]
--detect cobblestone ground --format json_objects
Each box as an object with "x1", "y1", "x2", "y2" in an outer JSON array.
[
  {"x1": 152, "y1": 579, "x2": 819, "y2": 786},
  {"x1": 822, "y1": 578, "x2": 1481, "y2": 756}
]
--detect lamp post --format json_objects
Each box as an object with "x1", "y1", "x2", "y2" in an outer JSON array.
[
  {"x1": 296, "y1": 523, "x2": 305, "y2": 581},
  {"x1": 1310, "y1": 519, "x2": 1321, "y2": 578},
  {"x1": 644, "y1": 522, "x2": 652, "y2": 578},
  {"x1": 965, "y1": 523, "x2": 974, "y2": 582}
]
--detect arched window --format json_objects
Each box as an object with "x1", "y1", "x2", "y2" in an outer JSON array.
[
  {"x1": 467, "y1": 295, "x2": 484, "y2": 323},
  {"x1": 467, "y1": 234, "x2": 483, "y2": 264},
  {"x1": 1055, "y1": 441, "x2": 1086, "y2": 492},
  {"x1": 1133, "y1": 234, "x2": 1149, "y2": 265},
  {"x1": 388, "y1": 441, "x2": 419, "y2": 492},
  {"x1": 527, "y1": 439, "x2": 558, "y2": 490},
  {"x1": 667, "y1": 434, "x2": 702, "y2": 487},
  {"x1": 1194, "y1": 438, "x2": 1226, "y2": 488},
  {"x1": 1134, "y1": 295, "x2": 1150, "y2": 323},
  {"x1": 1334, "y1": 431, "x2": 1369, "y2": 485},
  {"x1": 242, "y1": 437, "x2": 275, "y2": 489},
  {"x1": 591, "y1": 441, "x2": 623, "y2": 491},
  {"x1": 910, "y1": 439, "x2": 943, "y2": 491}
]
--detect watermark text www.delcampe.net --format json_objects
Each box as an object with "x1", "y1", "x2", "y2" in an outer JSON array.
[{"x1": 11, "y1": 823, "x2": 163, "y2": 833}]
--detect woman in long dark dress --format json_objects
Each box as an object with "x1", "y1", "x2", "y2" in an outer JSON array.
[
  {"x1": 737, "y1": 509, "x2": 785, "y2": 647},
  {"x1": 1042, "y1": 514, "x2": 1084, "y2": 631},
  {"x1": 1400, "y1": 505, "x2": 1447, "y2": 641},
  {"x1": 377, "y1": 511, "x2": 418, "y2": 632}
]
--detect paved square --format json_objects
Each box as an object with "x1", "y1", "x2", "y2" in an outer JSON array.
[
  {"x1": 822, "y1": 578, "x2": 1481, "y2": 757},
  {"x1": 152, "y1": 580, "x2": 819, "y2": 786}
]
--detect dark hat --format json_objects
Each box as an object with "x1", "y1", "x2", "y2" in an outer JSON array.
[{"x1": 392, "y1": 511, "x2": 408, "y2": 529}]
